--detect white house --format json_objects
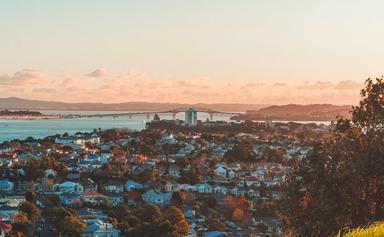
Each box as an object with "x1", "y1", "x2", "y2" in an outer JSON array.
[
  {"x1": 142, "y1": 190, "x2": 172, "y2": 205},
  {"x1": 82, "y1": 219, "x2": 120, "y2": 237},
  {"x1": 194, "y1": 183, "x2": 212, "y2": 194},
  {"x1": 214, "y1": 166, "x2": 227, "y2": 177},
  {"x1": 59, "y1": 181, "x2": 84, "y2": 193}
]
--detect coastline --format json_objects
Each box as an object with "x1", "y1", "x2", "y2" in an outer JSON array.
[{"x1": 0, "y1": 115, "x2": 63, "y2": 120}]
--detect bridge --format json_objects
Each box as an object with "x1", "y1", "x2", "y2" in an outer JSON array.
[{"x1": 66, "y1": 107, "x2": 241, "y2": 121}]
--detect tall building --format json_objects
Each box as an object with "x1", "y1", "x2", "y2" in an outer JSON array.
[{"x1": 185, "y1": 108, "x2": 197, "y2": 126}]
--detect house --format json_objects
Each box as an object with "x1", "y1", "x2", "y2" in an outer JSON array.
[
  {"x1": 211, "y1": 146, "x2": 227, "y2": 157},
  {"x1": 194, "y1": 183, "x2": 212, "y2": 194},
  {"x1": 202, "y1": 231, "x2": 229, "y2": 237},
  {"x1": 58, "y1": 181, "x2": 84, "y2": 193},
  {"x1": 168, "y1": 164, "x2": 181, "y2": 178},
  {"x1": 142, "y1": 190, "x2": 172, "y2": 205},
  {"x1": 59, "y1": 193, "x2": 81, "y2": 206},
  {"x1": 0, "y1": 180, "x2": 14, "y2": 194},
  {"x1": 44, "y1": 169, "x2": 57, "y2": 178},
  {"x1": 230, "y1": 186, "x2": 240, "y2": 196},
  {"x1": 181, "y1": 184, "x2": 196, "y2": 192},
  {"x1": 78, "y1": 208, "x2": 108, "y2": 221},
  {"x1": 82, "y1": 178, "x2": 98, "y2": 192},
  {"x1": 124, "y1": 180, "x2": 144, "y2": 191},
  {"x1": 81, "y1": 192, "x2": 106, "y2": 206},
  {"x1": 82, "y1": 219, "x2": 120, "y2": 237},
  {"x1": 242, "y1": 177, "x2": 261, "y2": 187},
  {"x1": 103, "y1": 181, "x2": 124, "y2": 193},
  {"x1": 0, "y1": 154, "x2": 17, "y2": 167},
  {"x1": 184, "y1": 226, "x2": 197, "y2": 237},
  {"x1": 181, "y1": 207, "x2": 196, "y2": 219},
  {"x1": 55, "y1": 134, "x2": 101, "y2": 147},
  {"x1": 253, "y1": 217, "x2": 282, "y2": 236},
  {"x1": 106, "y1": 193, "x2": 125, "y2": 207},
  {"x1": 0, "y1": 205, "x2": 18, "y2": 218},
  {"x1": 160, "y1": 133, "x2": 177, "y2": 144},
  {"x1": 123, "y1": 191, "x2": 141, "y2": 205},
  {"x1": 213, "y1": 185, "x2": 227, "y2": 195},
  {"x1": 0, "y1": 221, "x2": 11, "y2": 237},
  {"x1": 214, "y1": 166, "x2": 227, "y2": 177}
]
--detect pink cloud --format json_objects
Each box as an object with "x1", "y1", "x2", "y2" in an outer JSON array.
[
  {"x1": 86, "y1": 68, "x2": 107, "y2": 78},
  {"x1": 334, "y1": 80, "x2": 362, "y2": 90},
  {"x1": 0, "y1": 68, "x2": 365, "y2": 105},
  {"x1": 297, "y1": 80, "x2": 334, "y2": 90}
]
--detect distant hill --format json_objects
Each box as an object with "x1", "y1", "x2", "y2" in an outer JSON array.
[
  {"x1": 0, "y1": 97, "x2": 269, "y2": 112},
  {"x1": 232, "y1": 104, "x2": 352, "y2": 121}
]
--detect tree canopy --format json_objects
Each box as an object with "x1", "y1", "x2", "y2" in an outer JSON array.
[{"x1": 278, "y1": 78, "x2": 384, "y2": 237}]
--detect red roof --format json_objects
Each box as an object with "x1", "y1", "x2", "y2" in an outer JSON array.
[
  {"x1": 82, "y1": 191, "x2": 103, "y2": 197},
  {"x1": 0, "y1": 222, "x2": 11, "y2": 231},
  {"x1": 245, "y1": 176, "x2": 261, "y2": 182},
  {"x1": 271, "y1": 167, "x2": 282, "y2": 173},
  {"x1": 123, "y1": 191, "x2": 141, "y2": 200}
]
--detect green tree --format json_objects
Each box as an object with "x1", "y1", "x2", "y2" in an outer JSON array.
[{"x1": 278, "y1": 78, "x2": 384, "y2": 237}]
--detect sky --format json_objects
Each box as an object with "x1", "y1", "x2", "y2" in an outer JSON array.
[{"x1": 1, "y1": 0, "x2": 384, "y2": 105}]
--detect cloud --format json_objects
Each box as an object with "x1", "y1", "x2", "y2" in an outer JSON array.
[
  {"x1": 0, "y1": 69, "x2": 48, "y2": 85},
  {"x1": 0, "y1": 68, "x2": 364, "y2": 105},
  {"x1": 240, "y1": 82, "x2": 264, "y2": 90},
  {"x1": 86, "y1": 68, "x2": 107, "y2": 78},
  {"x1": 334, "y1": 80, "x2": 362, "y2": 90},
  {"x1": 273, "y1": 82, "x2": 287, "y2": 87},
  {"x1": 297, "y1": 80, "x2": 334, "y2": 90},
  {"x1": 178, "y1": 80, "x2": 211, "y2": 89}
]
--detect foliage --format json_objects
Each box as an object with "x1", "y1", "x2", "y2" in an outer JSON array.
[
  {"x1": 45, "y1": 207, "x2": 86, "y2": 237},
  {"x1": 108, "y1": 204, "x2": 189, "y2": 237},
  {"x1": 278, "y1": 78, "x2": 384, "y2": 237}
]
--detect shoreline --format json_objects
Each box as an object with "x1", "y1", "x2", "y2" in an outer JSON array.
[{"x1": 0, "y1": 115, "x2": 63, "y2": 120}]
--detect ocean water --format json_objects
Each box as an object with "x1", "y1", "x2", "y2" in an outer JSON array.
[{"x1": 0, "y1": 111, "x2": 233, "y2": 142}]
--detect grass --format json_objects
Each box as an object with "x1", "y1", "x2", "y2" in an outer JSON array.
[{"x1": 336, "y1": 222, "x2": 384, "y2": 237}]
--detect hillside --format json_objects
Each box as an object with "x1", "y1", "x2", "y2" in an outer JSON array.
[{"x1": 232, "y1": 104, "x2": 352, "y2": 121}]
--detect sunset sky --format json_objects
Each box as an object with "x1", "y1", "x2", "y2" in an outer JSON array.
[{"x1": 1, "y1": 0, "x2": 383, "y2": 104}]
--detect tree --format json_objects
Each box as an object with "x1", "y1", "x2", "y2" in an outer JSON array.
[
  {"x1": 11, "y1": 212, "x2": 32, "y2": 237},
  {"x1": 18, "y1": 201, "x2": 41, "y2": 225},
  {"x1": 25, "y1": 191, "x2": 36, "y2": 203},
  {"x1": 24, "y1": 158, "x2": 44, "y2": 181},
  {"x1": 135, "y1": 204, "x2": 162, "y2": 223},
  {"x1": 57, "y1": 216, "x2": 86, "y2": 237},
  {"x1": 207, "y1": 219, "x2": 226, "y2": 231},
  {"x1": 278, "y1": 78, "x2": 384, "y2": 237},
  {"x1": 232, "y1": 208, "x2": 244, "y2": 223},
  {"x1": 153, "y1": 114, "x2": 160, "y2": 121},
  {"x1": 162, "y1": 206, "x2": 189, "y2": 235},
  {"x1": 171, "y1": 191, "x2": 186, "y2": 206},
  {"x1": 224, "y1": 143, "x2": 253, "y2": 162},
  {"x1": 46, "y1": 207, "x2": 85, "y2": 237}
]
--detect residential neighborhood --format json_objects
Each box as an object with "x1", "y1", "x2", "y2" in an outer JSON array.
[{"x1": 0, "y1": 120, "x2": 327, "y2": 237}]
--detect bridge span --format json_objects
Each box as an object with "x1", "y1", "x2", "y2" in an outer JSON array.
[{"x1": 65, "y1": 107, "x2": 241, "y2": 121}]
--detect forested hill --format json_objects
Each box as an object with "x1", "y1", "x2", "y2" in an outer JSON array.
[{"x1": 233, "y1": 104, "x2": 352, "y2": 121}]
